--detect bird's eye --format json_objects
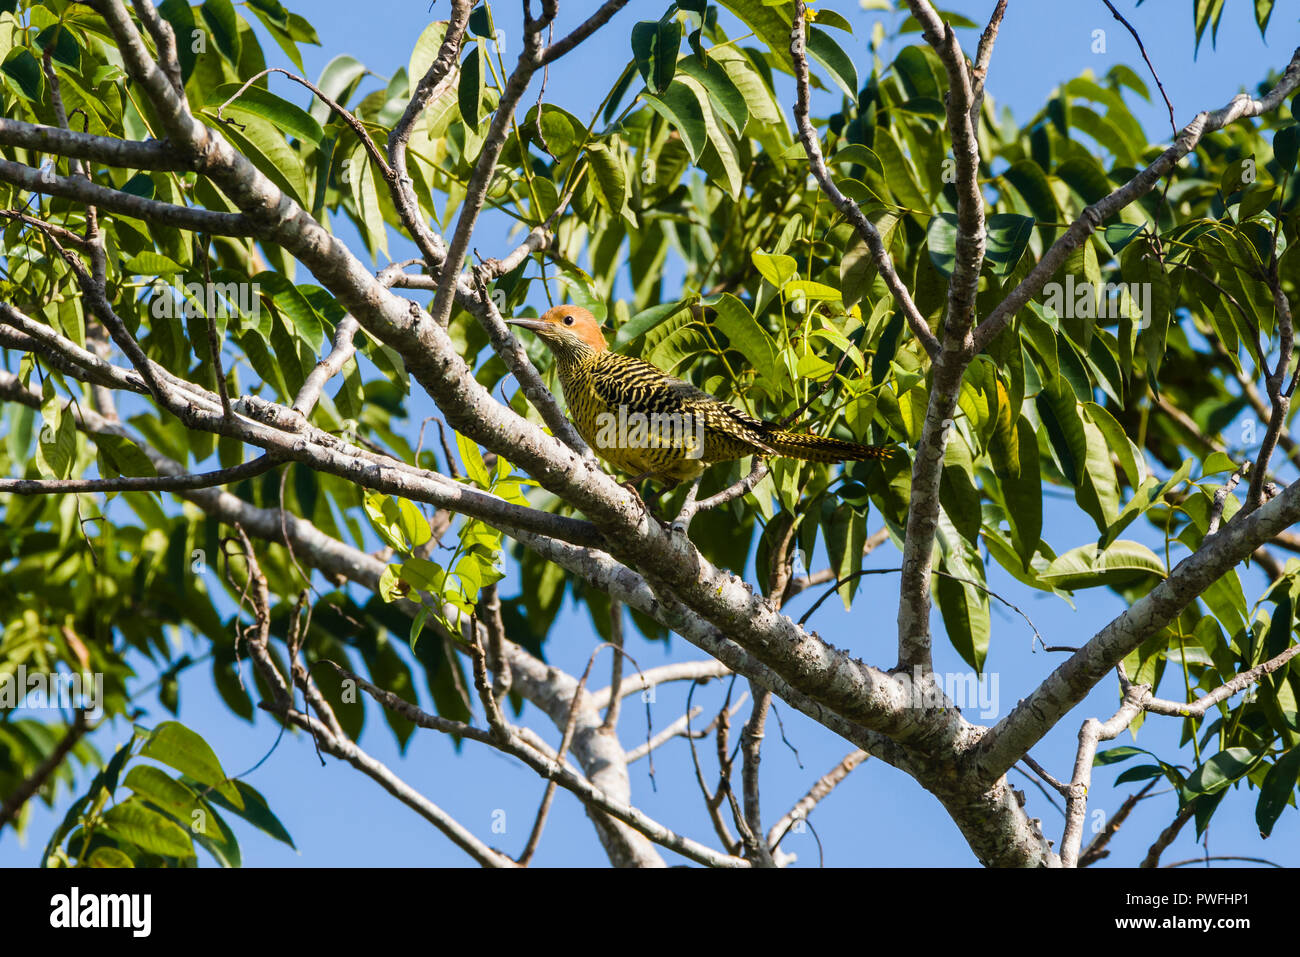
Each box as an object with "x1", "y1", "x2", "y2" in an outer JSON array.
[{"x1": 562, "y1": 315, "x2": 575, "y2": 326}]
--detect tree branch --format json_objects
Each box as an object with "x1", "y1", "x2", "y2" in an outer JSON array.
[
  {"x1": 1059, "y1": 681, "x2": 1150, "y2": 867},
  {"x1": 791, "y1": 3, "x2": 939, "y2": 359},
  {"x1": 974, "y1": 475, "x2": 1300, "y2": 782},
  {"x1": 973, "y1": 46, "x2": 1300, "y2": 353},
  {"x1": 0, "y1": 157, "x2": 249, "y2": 234}
]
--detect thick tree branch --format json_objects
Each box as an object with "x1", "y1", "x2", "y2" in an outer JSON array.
[
  {"x1": 0, "y1": 158, "x2": 249, "y2": 235},
  {"x1": 0, "y1": 117, "x2": 191, "y2": 171},
  {"x1": 974, "y1": 475, "x2": 1300, "y2": 781}
]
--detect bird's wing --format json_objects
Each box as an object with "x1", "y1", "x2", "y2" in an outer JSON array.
[
  {"x1": 587, "y1": 356, "x2": 774, "y2": 454},
  {"x1": 589, "y1": 356, "x2": 766, "y2": 428}
]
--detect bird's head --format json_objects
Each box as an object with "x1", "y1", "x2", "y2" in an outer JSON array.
[{"x1": 506, "y1": 306, "x2": 608, "y2": 355}]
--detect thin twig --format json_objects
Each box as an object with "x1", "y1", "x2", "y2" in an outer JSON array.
[{"x1": 1099, "y1": 0, "x2": 1178, "y2": 136}]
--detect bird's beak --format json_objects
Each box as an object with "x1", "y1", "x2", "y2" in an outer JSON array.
[{"x1": 505, "y1": 317, "x2": 549, "y2": 333}]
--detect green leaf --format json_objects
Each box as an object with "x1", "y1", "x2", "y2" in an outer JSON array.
[
  {"x1": 205, "y1": 107, "x2": 311, "y2": 209},
  {"x1": 95, "y1": 433, "x2": 157, "y2": 479},
  {"x1": 213, "y1": 83, "x2": 325, "y2": 146},
  {"x1": 310, "y1": 55, "x2": 367, "y2": 124},
  {"x1": 188, "y1": 800, "x2": 242, "y2": 868},
  {"x1": 2, "y1": 48, "x2": 41, "y2": 102},
  {"x1": 631, "y1": 19, "x2": 681, "y2": 95},
  {"x1": 1076, "y1": 416, "x2": 1120, "y2": 532},
  {"x1": 1220, "y1": 155, "x2": 1257, "y2": 196},
  {"x1": 254, "y1": 272, "x2": 325, "y2": 351},
  {"x1": 1187, "y1": 747, "x2": 1258, "y2": 795},
  {"x1": 585, "y1": 141, "x2": 630, "y2": 218},
  {"x1": 347, "y1": 139, "x2": 387, "y2": 258},
  {"x1": 1255, "y1": 0, "x2": 1275, "y2": 37},
  {"x1": 455, "y1": 430, "x2": 491, "y2": 488},
  {"x1": 1192, "y1": 0, "x2": 1227, "y2": 55},
  {"x1": 709, "y1": 293, "x2": 785, "y2": 396},
  {"x1": 926, "y1": 213, "x2": 959, "y2": 276},
  {"x1": 407, "y1": 21, "x2": 448, "y2": 99},
  {"x1": 158, "y1": 0, "x2": 199, "y2": 80},
  {"x1": 1084, "y1": 402, "x2": 1145, "y2": 488},
  {"x1": 811, "y1": 8, "x2": 853, "y2": 32},
  {"x1": 468, "y1": 3, "x2": 495, "y2": 38},
  {"x1": 246, "y1": 0, "x2": 306, "y2": 71},
  {"x1": 823, "y1": 502, "x2": 865, "y2": 609},
  {"x1": 458, "y1": 43, "x2": 486, "y2": 132},
  {"x1": 940, "y1": 435, "x2": 981, "y2": 545},
  {"x1": 102, "y1": 799, "x2": 195, "y2": 859},
  {"x1": 200, "y1": 779, "x2": 296, "y2": 850},
  {"x1": 123, "y1": 764, "x2": 202, "y2": 819},
  {"x1": 1274, "y1": 126, "x2": 1300, "y2": 173},
  {"x1": 141, "y1": 721, "x2": 241, "y2": 806},
  {"x1": 1115, "y1": 764, "x2": 1166, "y2": 785},
  {"x1": 1036, "y1": 376, "x2": 1088, "y2": 487},
  {"x1": 1101, "y1": 460, "x2": 1192, "y2": 549},
  {"x1": 1000, "y1": 415, "x2": 1043, "y2": 570},
  {"x1": 200, "y1": 0, "x2": 242, "y2": 65},
  {"x1": 784, "y1": 280, "x2": 841, "y2": 303},
  {"x1": 832, "y1": 144, "x2": 885, "y2": 178},
  {"x1": 1201, "y1": 569, "x2": 1249, "y2": 637},
  {"x1": 677, "y1": 56, "x2": 749, "y2": 136},
  {"x1": 679, "y1": 73, "x2": 743, "y2": 199},
  {"x1": 1256, "y1": 746, "x2": 1300, "y2": 838},
  {"x1": 1003, "y1": 160, "x2": 1059, "y2": 226},
  {"x1": 365, "y1": 493, "x2": 409, "y2": 551},
  {"x1": 751, "y1": 250, "x2": 798, "y2": 289},
  {"x1": 806, "y1": 26, "x2": 858, "y2": 99},
  {"x1": 1056, "y1": 156, "x2": 1112, "y2": 204},
  {"x1": 892, "y1": 45, "x2": 940, "y2": 100},
  {"x1": 37, "y1": 403, "x2": 77, "y2": 480},
  {"x1": 717, "y1": 0, "x2": 791, "y2": 58},
  {"x1": 396, "y1": 498, "x2": 431, "y2": 548},
  {"x1": 528, "y1": 103, "x2": 581, "y2": 158},
  {"x1": 613, "y1": 299, "x2": 690, "y2": 351},
  {"x1": 1094, "y1": 745, "x2": 1149, "y2": 765},
  {"x1": 1039, "y1": 540, "x2": 1166, "y2": 590},
  {"x1": 984, "y1": 214, "x2": 1035, "y2": 276},
  {"x1": 642, "y1": 79, "x2": 708, "y2": 162},
  {"x1": 410, "y1": 606, "x2": 429, "y2": 651},
  {"x1": 400, "y1": 557, "x2": 446, "y2": 593},
  {"x1": 709, "y1": 45, "x2": 784, "y2": 130},
  {"x1": 935, "y1": 513, "x2": 991, "y2": 673},
  {"x1": 87, "y1": 847, "x2": 135, "y2": 868}
]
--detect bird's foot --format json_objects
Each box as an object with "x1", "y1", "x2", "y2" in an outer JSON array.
[{"x1": 622, "y1": 472, "x2": 678, "y2": 521}]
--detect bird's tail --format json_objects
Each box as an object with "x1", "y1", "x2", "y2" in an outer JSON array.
[{"x1": 763, "y1": 430, "x2": 893, "y2": 463}]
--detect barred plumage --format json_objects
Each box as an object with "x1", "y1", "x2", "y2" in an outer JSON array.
[{"x1": 508, "y1": 306, "x2": 892, "y2": 484}]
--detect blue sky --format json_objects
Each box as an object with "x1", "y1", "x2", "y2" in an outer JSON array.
[{"x1": 5, "y1": 0, "x2": 1300, "y2": 868}]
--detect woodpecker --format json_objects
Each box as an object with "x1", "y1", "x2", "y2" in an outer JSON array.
[{"x1": 507, "y1": 306, "x2": 892, "y2": 485}]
